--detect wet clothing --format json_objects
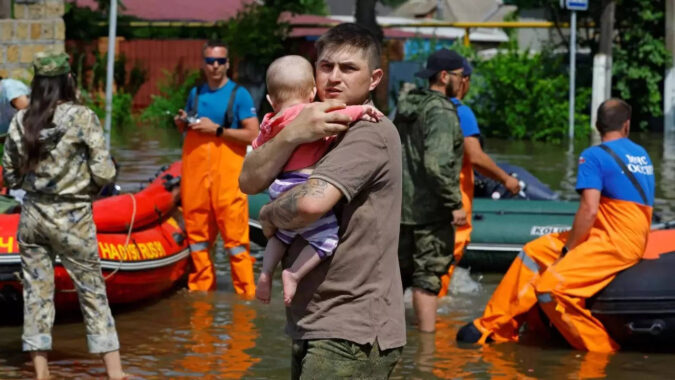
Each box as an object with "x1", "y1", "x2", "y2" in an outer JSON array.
[
  {"x1": 181, "y1": 80, "x2": 257, "y2": 294},
  {"x1": 472, "y1": 137, "x2": 654, "y2": 352},
  {"x1": 398, "y1": 221, "x2": 455, "y2": 294},
  {"x1": 268, "y1": 172, "x2": 339, "y2": 258},
  {"x1": 394, "y1": 88, "x2": 463, "y2": 225},
  {"x1": 439, "y1": 98, "x2": 480, "y2": 297},
  {"x1": 0, "y1": 79, "x2": 30, "y2": 135},
  {"x1": 252, "y1": 103, "x2": 370, "y2": 172},
  {"x1": 2, "y1": 103, "x2": 119, "y2": 353},
  {"x1": 291, "y1": 339, "x2": 402, "y2": 380},
  {"x1": 282, "y1": 116, "x2": 405, "y2": 352}
]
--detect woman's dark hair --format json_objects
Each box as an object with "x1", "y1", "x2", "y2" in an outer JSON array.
[{"x1": 21, "y1": 73, "x2": 77, "y2": 174}]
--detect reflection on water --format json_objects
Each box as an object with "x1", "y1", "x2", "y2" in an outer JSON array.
[{"x1": 1, "y1": 126, "x2": 674, "y2": 379}]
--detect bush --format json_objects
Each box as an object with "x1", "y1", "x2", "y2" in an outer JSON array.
[
  {"x1": 82, "y1": 90, "x2": 135, "y2": 129},
  {"x1": 467, "y1": 44, "x2": 591, "y2": 142},
  {"x1": 140, "y1": 69, "x2": 201, "y2": 127}
]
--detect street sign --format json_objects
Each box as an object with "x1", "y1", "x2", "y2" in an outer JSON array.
[{"x1": 565, "y1": 0, "x2": 588, "y2": 11}]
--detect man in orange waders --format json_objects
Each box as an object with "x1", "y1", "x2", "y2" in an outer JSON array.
[
  {"x1": 438, "y1": 57, "x2": 520, "y2": 297},
  {"x1": 457, "y1": 98, "x2": 655, "y2": 352},
  {"x1": 174, "y1": 40, "x2": 259, "y2": 295}
]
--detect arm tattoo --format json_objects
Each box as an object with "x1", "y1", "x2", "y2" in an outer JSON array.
[{"x1": 269, "y1": 178, "x2": 329, "y2": 229}]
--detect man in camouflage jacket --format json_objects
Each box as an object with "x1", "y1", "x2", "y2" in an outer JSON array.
[{"x1": 393, "y1": 49, "x2": 466, "y2": 333}]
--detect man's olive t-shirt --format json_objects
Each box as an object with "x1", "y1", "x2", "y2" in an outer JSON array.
[{"x1": 282, "y1": 117, "x2": 405, "y2": 350}]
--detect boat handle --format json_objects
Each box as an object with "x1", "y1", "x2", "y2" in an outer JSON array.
[{"x1": 627, "y1": 320, "x2": 665, "y2": 336}]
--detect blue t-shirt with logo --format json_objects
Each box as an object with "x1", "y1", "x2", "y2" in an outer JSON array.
[
  {"x1": 576, "y1": 137, "x2": 655, "y2": 206},
  {"x1": 0, "y1": 79, "x2": 30, "y2": 135},
  {"x1": 450, "y1": 98, "x2": 480, "y2": 138},
  {"x1": 185, "y1": 80, "x2": 256, "y2": 129}
]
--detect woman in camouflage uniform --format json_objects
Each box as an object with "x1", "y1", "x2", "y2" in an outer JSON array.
[{"x1": 1, "y1": 52, "x2": 125, "y2": 379}]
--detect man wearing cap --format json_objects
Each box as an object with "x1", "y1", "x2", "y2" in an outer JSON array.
[
  {"x1": 0, "y1": 76, "x2": 30, "y2": 137},
  {"x1": 393, "y1": 48, "x2": 466, "y2": 332},
  {"x1": 437, "y1": 58, "x2": 521, "y2": 297}
]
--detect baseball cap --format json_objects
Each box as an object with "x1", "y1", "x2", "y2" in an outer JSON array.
[
  {"x1": 415, "y1": 49, "x2": 464, "y2": 79},
  {"x1": 33, "y1": 51, "x2": 70, "y2": 77},
  {"x1": 462, "y1": 57, "x2": 473, "y2": 76}
]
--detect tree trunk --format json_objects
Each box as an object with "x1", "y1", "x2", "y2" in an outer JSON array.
[{"x1": 355, "y1": 0, "x2": 383, "y2": 41}]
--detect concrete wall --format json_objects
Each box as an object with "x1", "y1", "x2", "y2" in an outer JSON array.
[{"x1": 0, "y1": 0, "x2": 65, "y2": 80}]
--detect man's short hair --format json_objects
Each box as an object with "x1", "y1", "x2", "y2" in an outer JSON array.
[
  {"x1": 596, "y1": 98, "x2": 632, "y2": 135},
  {"x1": 315, "y1": 23, "x2": 381, "y2": 69},
  {"x1": 203, "y1": 40, "x2": 228, "y2": 56}
]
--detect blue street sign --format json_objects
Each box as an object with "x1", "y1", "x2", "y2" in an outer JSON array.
[{"x1": 566, "y1": 0, "x2": 588, "y2": 11}]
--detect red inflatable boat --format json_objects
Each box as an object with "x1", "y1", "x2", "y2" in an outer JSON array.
[{"x1": 0, "y1": 162, "x2": 190, "y2": 311}]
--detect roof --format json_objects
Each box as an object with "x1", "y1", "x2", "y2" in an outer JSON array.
[
  {"x1": 284, "y1": 14, "x2": 423, "y2": 40},
  {"x1": 68, "y1": 0, "x2": 255, "y2": 22},
  {"x1": 324, "y1": 0, "x2": 393, "y2": 16},
  {"x1": 391, "y1": 0, "x2": 517, "y2": 22},
  {"x1": 328, "y1": 16, "x2": 509, "y2": 43}
]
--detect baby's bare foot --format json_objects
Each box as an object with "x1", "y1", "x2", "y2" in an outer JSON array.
[
  {"x1": 256, "y1": 273, "x2": 272, "y2": 303},
  {"x1": 281, "y1": 270, "x2": 299, "y2": 306}
]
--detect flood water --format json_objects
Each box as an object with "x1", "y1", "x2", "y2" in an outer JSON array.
[{"x1": 1, "y1": 125, "x2": 674, "y2": 379}]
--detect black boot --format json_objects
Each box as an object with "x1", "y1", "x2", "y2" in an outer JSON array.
[{"x1": 456, "y1": 322, "x2": 485, "y2": 343}]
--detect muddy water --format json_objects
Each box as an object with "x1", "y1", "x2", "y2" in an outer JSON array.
[{"x1": 0, "y1": 126, "x2": 673, "y2": 379}]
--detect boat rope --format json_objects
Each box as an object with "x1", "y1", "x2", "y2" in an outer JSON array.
[{"x1": 59, "y1": 193, "x2": 137, "y2": 293}]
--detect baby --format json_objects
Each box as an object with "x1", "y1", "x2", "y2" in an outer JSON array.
[{"x1": 253, "y1": 55, "x2": 382, "y2": 305}]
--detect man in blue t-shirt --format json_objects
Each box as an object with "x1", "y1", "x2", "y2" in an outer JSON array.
[
  {"x1": 0, "y1": 77, "x2": 30, "y2": 136},
  {"x1": 459, "y1": 98, "x2": 655, "y2": 352},
  {"x1": 439, "y1": 58, "x2": 520, "y2": 296},
  {"x1": 173, "y1": 40, "x2": 259, "y2": 295}
]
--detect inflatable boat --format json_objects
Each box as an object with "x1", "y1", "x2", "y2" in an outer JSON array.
[
  {"x1": 0, "y1": 162, "x2": 190, "y2": 312},
  {"x1": 588, "y1": 228, "x2": 675, "y2": 348}
]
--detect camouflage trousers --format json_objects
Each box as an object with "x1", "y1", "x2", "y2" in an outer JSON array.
[
  {"x1": 18, "y1": 196, "x2": 119, "y2": 353},
  {"x1": 291, "y1": 339, "x2": 402, "y2": 380},
  {"x1": 398, "y1": 221, "x2": 455, "y2": 295}
]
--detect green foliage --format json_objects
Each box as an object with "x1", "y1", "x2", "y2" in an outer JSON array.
[
  {"x1": 222, "y1": 0, "x2": 327, "y2": 67},
  {"x1": 140, "y1": 69, "x2": 201, "y2": 127},
  {"x1": 81, "y1": 90, "x2": 135, "y2": 129},
  {"x1": 506, "y1": 0, "x2": 670, "y2": 129},
  {"x1": 466, "y1": 44, "x2": 590, "y2": 142}
]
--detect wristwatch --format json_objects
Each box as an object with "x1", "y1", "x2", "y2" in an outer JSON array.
[
  {"x1": 561, "y1": 246, "x2": 569, "y2": 257},
  {"x1": 216, "y1": 126, "x2": 224, "y2": 137}
]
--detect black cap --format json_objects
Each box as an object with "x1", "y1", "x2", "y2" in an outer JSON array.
[{"x1": 415, "y1": 49, "x2": 464, "y2": 79}]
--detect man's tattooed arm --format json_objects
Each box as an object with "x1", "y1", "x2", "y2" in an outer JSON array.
[{"x1": 261, "y1": 178, "x2": 342, "y2": 231}]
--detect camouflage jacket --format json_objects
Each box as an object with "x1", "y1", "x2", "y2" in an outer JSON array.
[
  {"x1": 2, "y1": 102, "x2": 116, "y2": 200},
  {"x1": 394, "y1": 88, "x2": 463, "y2": 225}
]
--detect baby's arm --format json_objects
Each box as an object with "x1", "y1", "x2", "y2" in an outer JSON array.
[{"x1": 334, "y1": 105, "x2": 384, "y2": 123}]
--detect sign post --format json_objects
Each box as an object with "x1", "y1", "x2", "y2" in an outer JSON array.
[{"x1": 563, "y1": 0, "x2": 588, "y2": 140}]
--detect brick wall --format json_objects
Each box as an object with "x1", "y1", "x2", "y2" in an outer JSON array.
[{"x1": 0, "y1": 0, "x2": 65, "y2": 79}]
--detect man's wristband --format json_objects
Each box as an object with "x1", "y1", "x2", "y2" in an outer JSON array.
[
  {"x1": 561, "y1": 246, "x2": 569, "y2": 257},
  {"x1": 216, "y1": 126, "x2": 224, "y2": 137}
]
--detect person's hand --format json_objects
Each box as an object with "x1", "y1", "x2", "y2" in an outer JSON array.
[
  {"x1": 504, "y1": 176, "x2": 521, "y2": 195},
  {"x1": 259, "y1": 204, "x2": 278, "y2": 238},
  {"x1": 283, "y1": 100, "x2": 351, "y2": 144},
  {"x1": 174, "y1": 109, "x2": 188, "y2": 131},
  {"x1": 452, "y1": 208, "x2": 467, "y2": 226},
  {"x1": 359, "y1": 105, "x2": 384, "y2": 123},
  {"x1": 189, "y1": 116, "x2": 219, "y2": 135}
]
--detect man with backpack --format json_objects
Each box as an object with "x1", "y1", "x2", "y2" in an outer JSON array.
[{"x1": 174, "y1": 40, "x2": 259, "y2": 295}]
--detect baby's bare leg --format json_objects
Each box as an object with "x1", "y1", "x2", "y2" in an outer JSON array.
[
  {"x1": 256, "y1": 236, "x2": 287, "y2": 303},
  {"x1": 282, "y1": 246, "x2": 322, "y2": 306}
]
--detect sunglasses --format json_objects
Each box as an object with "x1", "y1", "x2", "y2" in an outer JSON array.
[{"x1": 204, "y1": 57, "x2": 228, "y2": 65}]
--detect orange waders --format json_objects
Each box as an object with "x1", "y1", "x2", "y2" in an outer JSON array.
[
  {"x1": 439, "y1": 154, "x2": 473, "y2": 297},
  {"x1": 472, "y1": 197, "x2": 652, "y2": 352},
  {"x1": 181, "y1": 130, "x2": 255, "y2": 296}
]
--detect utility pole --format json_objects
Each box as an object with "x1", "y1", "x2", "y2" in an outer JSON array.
[
  {"x1": 590, "y1": 0, "x2": 615, "y2": 145},
  {"x1": 103, "y1": 0, "x2": 118, "y2": 150},
  {"x1": 665, "y1": 0, "x2": 675, "y2": 159}
]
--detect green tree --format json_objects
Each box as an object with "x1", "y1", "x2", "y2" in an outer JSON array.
[{"x1": 507, "y1": 0, "x2": 671, "y2": 129}]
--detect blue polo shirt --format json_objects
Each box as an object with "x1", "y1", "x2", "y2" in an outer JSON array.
[
  {"x1": 576, "y1": 137, "x2": 655, "y2": 206},
  {"x1": 450, "y1": 98, "x2": 480, "y2": 138},
  {"x1": 0, "y1": 79, "x2": 30, "y2": 135},
  {"x1": 185, "y1": 80, "x2": 256, "y2": 129}
]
